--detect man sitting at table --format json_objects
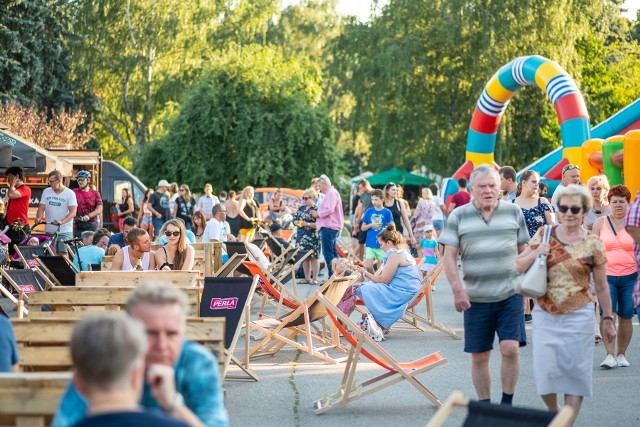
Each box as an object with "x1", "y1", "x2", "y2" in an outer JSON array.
[{"x1": 111, "y1": 228, "x2": 156, "y2": 271}]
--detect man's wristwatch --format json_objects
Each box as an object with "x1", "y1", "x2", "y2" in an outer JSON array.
[{"x1": 162, "y1": 392, "x2": 184, "y2": 414}]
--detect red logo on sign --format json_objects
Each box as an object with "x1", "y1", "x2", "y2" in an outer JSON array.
[
  {"x1": 210, "y1": 297, "x2": 238, "y2": 310},
  {"x1": 19, "y1": 285, "x2": 36, "y2": 293}
]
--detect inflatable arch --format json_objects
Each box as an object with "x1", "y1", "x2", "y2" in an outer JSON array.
[{"x1": 452, "y1": 55, "x2": 590, "y2": 179}]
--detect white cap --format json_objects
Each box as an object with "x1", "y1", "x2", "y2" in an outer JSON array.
[{"x1": 157, "y1": 179, "x2": 170, "y2": 188}]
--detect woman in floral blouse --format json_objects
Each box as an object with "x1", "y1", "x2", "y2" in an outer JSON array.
[{"x1": 293, "y1": 188, "x2": 320, "y2": 285}]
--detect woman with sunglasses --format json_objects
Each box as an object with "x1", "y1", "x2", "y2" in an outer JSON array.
[
  {"x1": 592, "y1": 185, "x2": 637, "y2": 369},
  {"x1": 516, "y1": 184, "x2": 615, "y2": 425},
  {"x1": 154, "y1": 219, "x2": 195, "y2": 271},
  {"x1": 383, "y1": 182, "x2": 415, "y2": 244},
  {"x1": 173, "y1": 184, "x2": 196, "y2": 231},
  {"x1": 293, "y1": 188, "x2": 320, "y2": 284},
  {"x1": 117, "y1": 188, "x2": 134, "y2": 232},
  {"x1": 584, "y1": 175, "x2": 610, "y2": 230}
]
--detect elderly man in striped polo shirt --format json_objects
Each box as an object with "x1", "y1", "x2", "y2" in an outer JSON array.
[{"x1": 440, "y1": 164, "x2": 530, "y2": 406}]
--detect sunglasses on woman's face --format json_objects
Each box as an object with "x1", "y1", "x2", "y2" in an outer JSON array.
[
  {"x1": 165, "y1": 231, "x2": 181, "y2": 237},
  {"x1": 557, "y1": 205, "x2": 582, "y2": 214}
]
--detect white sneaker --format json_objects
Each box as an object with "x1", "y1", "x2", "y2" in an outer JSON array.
[
  {"x1": 616, "y1": 354, "x2": 630, "y2": 367},
  {"x1": 600, "y1": 354, "x2": 617, "y2": 369}
]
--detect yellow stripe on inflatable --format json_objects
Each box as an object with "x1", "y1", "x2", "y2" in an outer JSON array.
[
  {"x1": 486, "y1": 75, "x2": 513, "y2": 103},
  {"x1": 466, "y1": 152, "x2": 495, "y2": 167},
  {"x1": 534, "y1": 61, "x2": 563, "y2": 91},
  {"x1": 562, "y1": 147, "x2": 583, "y2": 171}
]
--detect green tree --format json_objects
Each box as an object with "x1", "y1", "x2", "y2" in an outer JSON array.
[
  {"x1": 0, "y1": 0, "x2": 77, "y2": 109},
  {"x1": 135, "y1": 45, "x2": 341, "y2": 191}
]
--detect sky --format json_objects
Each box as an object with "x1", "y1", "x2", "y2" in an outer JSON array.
[{"x1": 333, "y1": 0, "x2": 640, "y2": 21}]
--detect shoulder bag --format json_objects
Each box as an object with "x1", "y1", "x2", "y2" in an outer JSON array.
[{"x1": 515, "y1": 225, "x2": 552, "y2": 298}]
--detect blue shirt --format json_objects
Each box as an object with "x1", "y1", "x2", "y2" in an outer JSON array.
[
  {"x1": 72, "y1": 411, "x2": 189, "y2": 427},
  {"x1": 158, "y1": 230, "x2": 196, "y2": 245},
  {"x1": 362, "y1": 207, "x2": 393, "y2": 248},
  {"x1": 72, "y1": 245, "x2": 105, "y2": 271},
  {"x1": 0, "y1": 317, "x2": 19, "y2": 372},
  {"x1": 52, "y1": 341, "x2": 229, "y2": 427},
  {"x1": 107, "y1": 232, "x2": 125, "y2": 249}
]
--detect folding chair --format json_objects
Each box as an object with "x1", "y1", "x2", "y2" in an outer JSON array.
[
  {"x1": 425, "y1": 390, "x2": 573, "y2": 427},
  {"x1": 199, "y1": 276, "x2": 259, "y2": 381},
  {"x1": 35, "y1": 255, "x2": 78, "y2": 286},
  {"x1": 242, "y1": 260, "x2": 302, "y2": 317},
  {"x1": 13, "y1": 245, "x2": 53, "y2": 269},
  {"x1": 264, "y1": 233, "x2": 295, "y2": 270},
  {"x1": 1, "y1": 268, "x2": 55, "y2": 319},
  {"x1": 313, "y1": 293, "x2": 447, "y2": 414},
  {"x1": 249, "y1": 274, "x2": 357, "y2": 364},
  {"x1": 225, "y1": 242, "x2": 254, "y2": 276},
  {"x1": 213, "y1": 252, "x2": 246, "y2": 277}
]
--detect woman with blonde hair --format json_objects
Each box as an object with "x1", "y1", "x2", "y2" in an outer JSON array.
[
  {"x1": 293, "y1": 188, "x2": 320, "y2": 284},
  {"x1": 410, "y1": 187, "x2": 435, "y2": 240},
  {"x1": 237, "y1": 186, "x2": 261, "y2": 242},
  {"x1": 584, "y1": 175, "x2": 610, "y2": 230},
  {"x1": 154, "y1": 219, "x2": 195, "y2": 270}
]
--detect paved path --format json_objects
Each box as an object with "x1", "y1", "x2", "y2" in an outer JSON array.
[{"x1": 225, "y1": 273, "x2": 640, "y2": 426}]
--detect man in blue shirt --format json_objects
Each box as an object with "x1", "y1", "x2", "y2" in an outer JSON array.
[
  {"x1": 361, "y1": 189, "x2": 393, "y2": 273},
  {"x1": 107, "y1": 216, "x2": 137, "y2": 249},
  {"x1": 52, "y1": 284, "x2": 229, "y2": 427},
  {"x1": 0, "y1": 315, "x2": 19, "y2": 372}
]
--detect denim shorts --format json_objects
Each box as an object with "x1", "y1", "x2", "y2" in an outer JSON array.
[
  {"x1": 463, "y1": 294, "x2": 527, "y2": 353},
  {"x1": 432, "y1": 219, "x2": 444, "y2": 231},
  {"x1": 606, "y1": 273, "x2": 638, "y2": 319}
]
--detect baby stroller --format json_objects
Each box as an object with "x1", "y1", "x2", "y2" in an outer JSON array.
[{"x1": 9, "y1": 223, "x2": 54, "y2": 269}]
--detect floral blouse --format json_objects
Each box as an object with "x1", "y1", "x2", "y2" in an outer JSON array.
[{"x1": 529, "y1": 226, "x2": 606, "y2": 315}]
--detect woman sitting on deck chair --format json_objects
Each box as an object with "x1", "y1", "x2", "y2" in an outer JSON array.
[
  {"x1": 354, "y1": 224, "x2": 422, "y2": 342},
  {"x1": 154, "y1": 219, "x2": 195, "y2": 271}
]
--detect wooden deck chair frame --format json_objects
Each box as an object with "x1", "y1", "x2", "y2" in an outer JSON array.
[
  {"x1": 13, "y1": 244, "x2": 54, "y2": 269},
  {"x1": 249, "y1": 275, "x2": 357, "y2": 364},
  {"x1": 0, "y1": 278, "x2": 28, "y2": 319},
  {"x1": 242, "y1": 260, "x2": 302, "y2": 318},
  {"x1": 264, "y1": 232, "x2": 295, "y2": 272},
  {"x1": 425, "y1": 390, "x2": 574, "y2": 427},
  {"x1": 200, "y1": 276, "x2": 260, "y2": 381},
  {"x1": 1, "y1": 268, "x2": 55, "y2": 319},
  {"x1": 35, "y1": 255, "x2": 79, "y2": 287},
  {"x1": 269, "y1": 248, "x2": 312, "y2": 297},
  {"x1": 313, "y1": 293, "x2": 447, "y2": 415},
  {"x1": 213, "y1": 252, "x2": 247, "y2": 277}
]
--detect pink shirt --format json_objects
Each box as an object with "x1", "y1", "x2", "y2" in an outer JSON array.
[
  {"x1": 600, "y1": 218, "x2": 637, "y2": 276},
  {"x1": 316, "y1": 187, "x2": 343, "y2": 231}
]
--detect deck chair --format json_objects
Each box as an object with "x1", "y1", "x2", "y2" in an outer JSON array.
[
  {"x1": 425, "y1": 390, "x2": 573, "y2": 427},
  {"x1": 225, "y1": 242, "x2": 254, "y2": 276},
  {"x1": 213, "y1": 252, "x2": 246, "y2": 277},
  {"x1": 13, "y1": 245, "x2": 53, "y2": 268},
  {"x1": 312, "y1": 293, "x2": 447, "y2": 414},
  {"x1": 264, "y1": 233, "x2": 296, "y2": 269},
  {"x1": 242, "y1": 260, "x2": 302, "y2": 317},
  {"x1": 199, "y1": 276, "x2": 259, "y2": 380},
  {"x1": 0, "y1": 269, "x2": 55, "y2": 319},
  {"x1": 249, "y1": 275, "x2": 357, "y2": 364},
  {"x1": 35, "y1": 255, "x2": 78, "y2": 286},
  {"x1": 251, "y1": 237, "x2": 265, "y2": 250}
]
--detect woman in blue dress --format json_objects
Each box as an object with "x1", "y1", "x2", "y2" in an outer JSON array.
[
  {"x1": 355, "y1": 224, "x2": 422, "y2": 340},
  {"x1": 293, "y1": 188, "x2": 321, "y2": 284}
]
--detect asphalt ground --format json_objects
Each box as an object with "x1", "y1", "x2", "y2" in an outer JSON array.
[
  {"x1": 2, "y1": 272, "x2": 638, "y2": 426},
  {"x1": 224, "y1": 272, "x2": 640, "y2": 427}
]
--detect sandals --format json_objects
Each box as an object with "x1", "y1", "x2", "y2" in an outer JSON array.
[{"x1": 299, "y1": 279, "x2": 310, "y2": 284}]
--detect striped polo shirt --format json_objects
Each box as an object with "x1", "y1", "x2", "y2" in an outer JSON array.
[{"x1": 440, "y1": 200, "x2": 530, "y2": 303}]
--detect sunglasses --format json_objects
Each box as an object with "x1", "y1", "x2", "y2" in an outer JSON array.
[
  {"x1": 48, "y1": 178, "x2": 58, "y2": 184},
  {"x1": 302, "y1": 196, "x2": 311, "y2": 200},
  {"x1": 164, "y1": 231, "x2": 181, "y2": 237},
  {"x1": 557, "y1": 205, "x2": 582, "y2": 214},
  {"x1": 562, "y1": 164, "x2": 580, "y2": 174},
  {"x1": 76, "y1": 177, "x2": 88, "y2": 182}
]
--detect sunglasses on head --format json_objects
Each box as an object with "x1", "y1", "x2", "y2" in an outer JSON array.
[
  {"x1": 165, "y1": 231, "x2": 181, "y2": 237},
  {"x1": 562, "y1": 164, "x2": 580, "y2": 174},
  {"x1": 557, "y1": 205, "x2": 582, "y2": 214}
]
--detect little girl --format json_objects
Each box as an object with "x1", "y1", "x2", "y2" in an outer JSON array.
[{"x1": 417, "y1": 225, "x2": 441, "y2": 286}]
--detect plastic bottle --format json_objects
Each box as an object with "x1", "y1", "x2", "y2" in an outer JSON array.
[{"x1": 134, "y1": 257, "x2": 143, "y2": 271}]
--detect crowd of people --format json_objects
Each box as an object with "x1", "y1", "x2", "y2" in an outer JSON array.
[{"x1": 2, "y1": 162, "x2": 640, "y2": 427}]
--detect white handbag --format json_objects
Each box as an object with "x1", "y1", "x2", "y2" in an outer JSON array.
[{"x1": 515, "y1": 225, "x2": 552, "y2": 298}]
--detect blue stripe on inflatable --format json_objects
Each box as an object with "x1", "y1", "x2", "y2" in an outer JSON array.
[
  {"x1": 467, "y1": 129, "x2": 497, "y2": 154},
  {"x1": 477, "y1": 90, "x2": 508, "y2": 117},
  {"x1": 498, "y1": 63, "x2": 520, "y2": 92},
  {"x1": 546, "y1": 75, "x2": 578, "y2": 104},
  {"x1": 511, "y1": 56, "x2": 532, "y2": 87},
  {"x1": 560, "y1": 118, "x2": 590, "y2": 148},
  {"x1": 522, "y1": 55, "x2": 547, "y2": 83}
]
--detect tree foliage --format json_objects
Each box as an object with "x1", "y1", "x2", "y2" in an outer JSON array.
[
  {"x1": 0, "y1": 0, "x2": 77, "y2": 110},
  {"x1": 135, "y1": 45, "x2": 340, "y2": 191},
  {"x1": 0, "y1": 102, "x2": 94, "y2": 149}
]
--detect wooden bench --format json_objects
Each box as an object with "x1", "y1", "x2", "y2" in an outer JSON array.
[
  {"x1": 0, "y1": 372, "x2": 71, "y2": 427},
  {"x1": 27, "y1": 286, "x2": 201, "y2": 317},
  {"x1": 11, "y1": 317, "x2": 225, "y2": 372},
  {"x1": 75, "y1": 270, "x2": 202, "y2": 287}
]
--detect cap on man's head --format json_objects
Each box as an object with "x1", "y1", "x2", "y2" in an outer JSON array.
[
  {"x1": 157, "y1": 179, "x2": 170, "y2": 188},
  {"x1": 561, "y1": 164, "x2": 580, "y2": 175},
  {"x1": 269, "y1": 223, "x2": 282, "y2": 233}
]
